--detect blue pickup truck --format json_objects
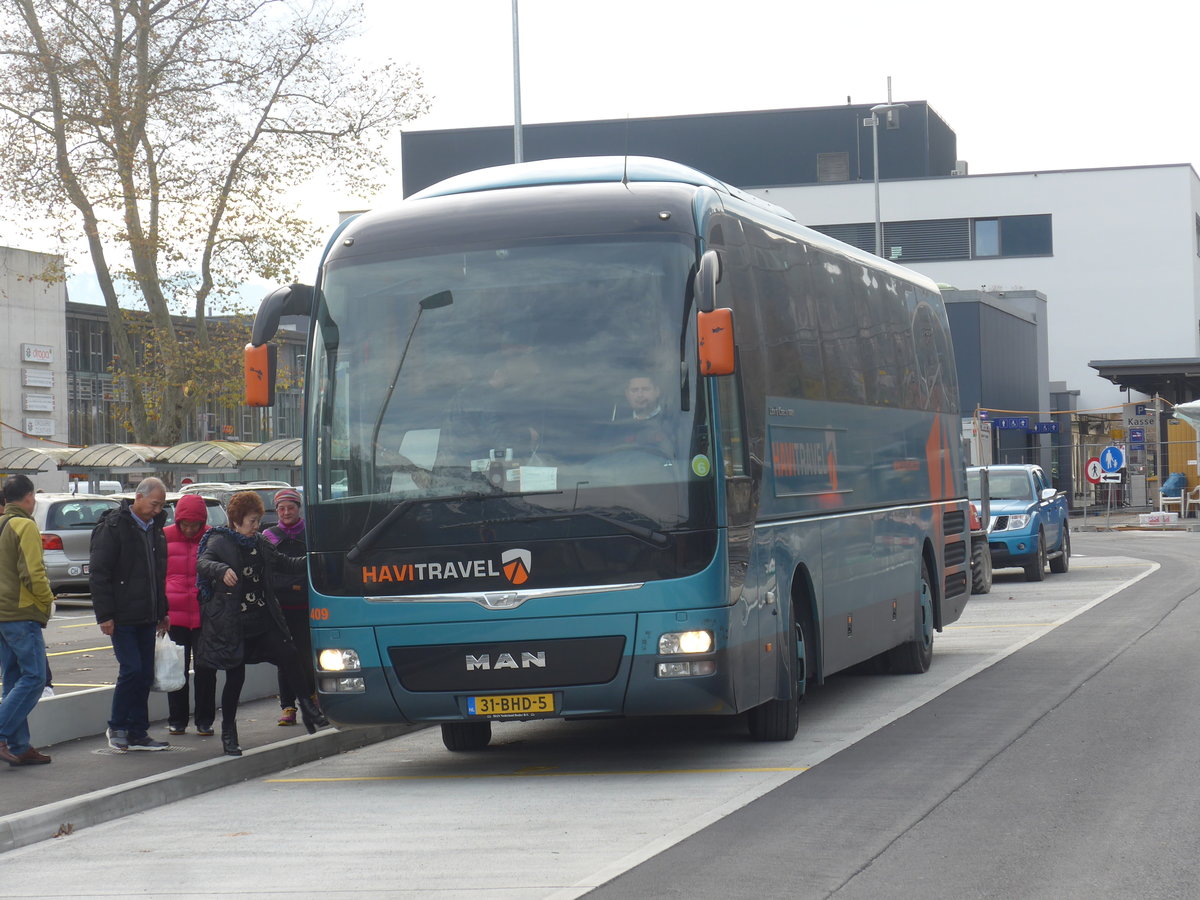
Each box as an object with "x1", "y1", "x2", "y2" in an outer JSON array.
[{"x1": 966, "y1": 464, "x2": 1070, "y2": 581}]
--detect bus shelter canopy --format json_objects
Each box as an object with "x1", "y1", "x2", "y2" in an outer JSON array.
[
  {"x1": 60, "y1": 443, "x2": 163, "y2": 475},
  {"x1": 0, "y1": 445, "x2": 80, "y2": 475},
  {"x1": 239, "y1": 438, "x2": 302, "y2": 466},
  {"x1": 153, "y1": 441, "x2": 258, "y2": 474}
]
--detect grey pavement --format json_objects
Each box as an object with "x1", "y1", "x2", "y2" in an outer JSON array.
[{"x1": 0, "y1": 690, "x2": 413, "y2": 854}]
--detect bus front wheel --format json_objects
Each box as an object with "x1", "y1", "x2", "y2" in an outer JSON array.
[
  {"x1": 887, "y1": 560, "x2": 934, "y2": 674},
  {"x1": 441, "y1": 720, "x2": 492, "y2": 752},
  {"x1": 747, "y1": 616, "x2": 806, "y2": 742}
]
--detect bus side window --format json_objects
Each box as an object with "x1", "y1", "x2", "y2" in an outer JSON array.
[{"x1": 716, "y1": 372, "x2": 748, "y2": 478}]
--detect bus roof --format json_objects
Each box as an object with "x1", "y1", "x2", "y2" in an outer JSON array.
[{"x1": 409, "y1": 155, "x2": 796, "y2": 222}]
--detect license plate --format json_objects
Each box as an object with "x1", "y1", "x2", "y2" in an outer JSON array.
[{"x1": 467, "y1": 693, "x2": 555, "y2": 717}]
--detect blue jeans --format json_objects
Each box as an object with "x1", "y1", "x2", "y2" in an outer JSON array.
[
  {"x1": 0, "y1": 620, "x2": 48, "y2": 755},
  {"x1": 109, "y1": 623, "x2": 156, "y2": 737}
]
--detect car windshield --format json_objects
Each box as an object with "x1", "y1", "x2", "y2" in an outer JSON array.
[
  {"x1": 970, "y1": 470, "x2": 1034, "y2": 502},
  {"x1": 306, "y1": 235, "x2": 714, "y2": 552}
]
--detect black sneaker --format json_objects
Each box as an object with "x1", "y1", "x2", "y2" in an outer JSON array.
[
  {"x1": 195, "y1": 724, "x2": 215, "y2": 736},
  {"x1": 168, "y1": 724, "x2": 187, "y2": 736},
  {"x1": 106, "y1": 728, "x2": 129, "y2": 751},
  {"x1": 126, "y1": 734, "x2": 169, "y2": 751}
]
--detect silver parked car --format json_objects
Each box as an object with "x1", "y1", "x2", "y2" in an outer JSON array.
[
  {"x1": 33, "y1": 493, "x2": 119, "y2": 597},
  {"x1": 109, "y1": 492, "x2": 228, "y2": 529}
]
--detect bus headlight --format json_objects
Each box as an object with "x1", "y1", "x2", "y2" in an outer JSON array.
[
  {"x1": 658, "y1": 630, "x2": 714, "y2": 655},
  {"x1": 318, "y1": 648, "x2": 361, "y2": 672}
]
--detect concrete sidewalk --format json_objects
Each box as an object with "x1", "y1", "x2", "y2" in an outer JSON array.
[{"x1": 0, "y1": 686, "x2": 413, "y2": 855}]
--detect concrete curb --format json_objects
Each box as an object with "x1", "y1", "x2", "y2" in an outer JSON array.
[
  {"x1": 29, "y1": 663, "x2": 280, "y2": 746},
  {"x1": 0, "y1": 722, "x2": 412, "y2": 855}
]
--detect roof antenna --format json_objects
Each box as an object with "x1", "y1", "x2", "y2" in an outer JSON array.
[{"x1": 622, "y1": 114, "x2": 630, "y2": 185}]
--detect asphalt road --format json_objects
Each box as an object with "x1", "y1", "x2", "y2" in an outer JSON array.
[
  {"x1": 43, "y1": 599, "x2": 118, "y2": 694},
  {"x1": 594, "y1": 531, "x2": 1200, "y2": 899},
  {"x1": 2, "y1": 531, "x2": 1194, "y2": 899}
]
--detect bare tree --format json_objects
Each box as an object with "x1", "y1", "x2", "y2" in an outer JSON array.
[{"x1": 0, "y1": 0, "x2": 429, "y2": 443}]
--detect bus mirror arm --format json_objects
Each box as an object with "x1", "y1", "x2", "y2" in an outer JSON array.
[
  {"x1": 251, "y1": 284, "x2": 314, "y2": 346},
  {"x1": 695, "y1": 249, "x2": 721, "y2": 313}
]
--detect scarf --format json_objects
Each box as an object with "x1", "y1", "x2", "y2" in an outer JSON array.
[{"x1": 264, "y1": 517, "x2": 305, "y2": 544}]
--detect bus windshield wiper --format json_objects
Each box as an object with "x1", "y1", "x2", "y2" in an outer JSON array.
[
  {"x1": 506, "y1": 508, "x2": 670, "y2": 547},
  {"x1": 345, "y1": 489, "x2": 562, "y2": 562}
]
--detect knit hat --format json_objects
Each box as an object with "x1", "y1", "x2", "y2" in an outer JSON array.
[
  {"x1": 274, "y1": 487, "x2": 302, "y2": 508},
  {"x1": 174, "y1": 492, "x2": 209, "y2": 524}
]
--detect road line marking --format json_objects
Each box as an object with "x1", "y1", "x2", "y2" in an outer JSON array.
[
  {"x1": 44, "y1": 682, "x2": 113, "y2": 688},
  {"x1": 47, "y1": 645, "x2": 110, "y2": 657},
  {"x1": 946, "y1": 623, "x2": 1056, "y2": 629},
  {"x1": 58, "y1": 621, "x2": 99, "y2": 629},
  {"x1": 266, "y1": 765, "x2": 810, "y2": 783}
]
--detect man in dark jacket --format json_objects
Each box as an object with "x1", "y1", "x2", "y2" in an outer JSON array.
[{"x1": 90, "y1": 476, "x2": 170, "y2": 751}]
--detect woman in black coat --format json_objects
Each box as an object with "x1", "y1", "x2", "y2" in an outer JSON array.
[{"x1": 196, "y1": 491, "x2": 328, "y2": 755}]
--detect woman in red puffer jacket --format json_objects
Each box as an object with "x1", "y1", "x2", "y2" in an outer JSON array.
[{"x1": 164, "y1": 493, "x2": 216, "y2": 736}]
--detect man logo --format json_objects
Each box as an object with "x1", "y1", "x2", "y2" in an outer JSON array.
[{"x1": 501, "y1": 548, "x2": 531, "y2": 585}]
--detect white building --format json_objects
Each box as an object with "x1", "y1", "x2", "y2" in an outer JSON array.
[
  {"x1": 750, "y1": 163, "x2": 1200, "y2": 411},
  {"x1": 0, "y1": 245, "x2": 70, "y2": 490}
]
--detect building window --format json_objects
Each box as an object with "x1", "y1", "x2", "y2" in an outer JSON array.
[
  {"x1": 816, "y1": 152, "x2": 850, "y2": 183},
  {"x1": 882, "y1": 218, "x2": 970, "y2": 261},
  {"x1": 815, "y1": 214, "x2": 1053, "y2": 261},
  {"x1": 973, "y1": 219, "x2": 1000, "y2": 257},
  {"x1": 972, "y1": 214, "x2": 1052, "y2": 258},
  {"x1": 67, "y1": 327, "x2": 81, "y2": 372},
  {"x1": 814, "y1": 222, "x2": 875, "y2": 251},
  {"x1": 89, "y1": 327, "x2": 105, "y2": 372}
]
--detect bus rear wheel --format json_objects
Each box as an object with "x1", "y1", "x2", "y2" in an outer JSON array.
[
  {"x1": 887, "y1": 561, "x2": 934, "y2": 674},
  {"x1": 441, "y1": 720, "x2": 492, "y2": 752},
  {"x1": 748, "y1": 616, "x2": 806, "y2": 742}
]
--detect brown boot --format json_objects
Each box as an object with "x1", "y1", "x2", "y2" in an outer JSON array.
[
  {"x1": 0, "y1": 742, "x2": 18, "y2": 765},
  {"x1": 14, "y1": 747, "x2": 51, "y2": 765}
]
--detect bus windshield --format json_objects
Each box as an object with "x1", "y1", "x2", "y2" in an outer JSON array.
[{"x1": 307, "y1": 235, "x2": 713, "y2": 551}]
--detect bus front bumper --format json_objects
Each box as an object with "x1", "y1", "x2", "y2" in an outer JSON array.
[{"x1": 312, "y1": 609, "x2": 745, "y2": 727}]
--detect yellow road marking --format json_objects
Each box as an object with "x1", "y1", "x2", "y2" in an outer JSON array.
[
  {"x1": 45, "y1": 682, "x2": 113, "y2": 688},
  {"x1": 267, "y1": 765, "x2": 810, "y2": 783},
  {"x1": 57, "y1": 621, "x2": 99, "y2": 629},
  {"x1": 47, "y1": 645, "x2": 110, "y2": 657}
]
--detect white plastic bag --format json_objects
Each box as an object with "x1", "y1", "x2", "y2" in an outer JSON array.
[{"x1": 151, "y1": 634, "x2": 186, "y2": 692}]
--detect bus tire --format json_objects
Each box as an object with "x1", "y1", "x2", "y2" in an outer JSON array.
[
  {"x1": 887, "y1": 560, "x2": 934, "y2": 675},
  {"x1": 970, "y1": 538, "x2": 992, "y2": 594},
  {"x1": 441, "y1": 720, "x2": 492, "y2": 752},
  {"x1": 1049, "y1": 527, "x2": 1071, "y2": 574},
  {"x1": 747, "y1": 615, "x2": 806, "y2": 742},
  {"x1": 1024, "y1": 531, "x2": 1047, "y2": 582}
]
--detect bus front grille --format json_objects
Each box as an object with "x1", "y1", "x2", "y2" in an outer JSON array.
[{"x1": 389, "y1": 635, "x2": 627, "y2": 692}]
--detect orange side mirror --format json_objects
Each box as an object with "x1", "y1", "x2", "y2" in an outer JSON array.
[
  {"x1": 698, "y1": 308, "x2": 736, "y2": 376},
  {"x1": 244, "y1": 342, "x2": 278, "y2": 407}
]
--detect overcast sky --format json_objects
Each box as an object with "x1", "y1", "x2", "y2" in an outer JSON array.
[
  {"x1": 35, "y1": 0, "x2": 1200, "y2": 302},
  {"x1": 352, "y1": 0, "x2": 1198, "y2": 194}
]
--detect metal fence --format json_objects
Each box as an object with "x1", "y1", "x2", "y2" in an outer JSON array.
[{"x1": 992, "y1": 438, "x2": 1200, "y2": 514}]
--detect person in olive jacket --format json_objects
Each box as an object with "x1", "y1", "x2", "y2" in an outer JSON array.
[
  {"x1": 0, "y1": 475, "x2": 55, "y2": 766},
  {"x1": 90, "y1": 477, "x2": 171, "y2": 752},
  {"x1": 195, "y1": 490, "x2": 328, "y2": 756}
]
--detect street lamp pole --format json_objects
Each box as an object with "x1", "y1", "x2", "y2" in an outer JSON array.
[
  {"x1": 512, "y1": 0, "x2": 523, "y2": 163},
  {"x1": 865, "y1": 101, "x2": 907, "y2": 257}
]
